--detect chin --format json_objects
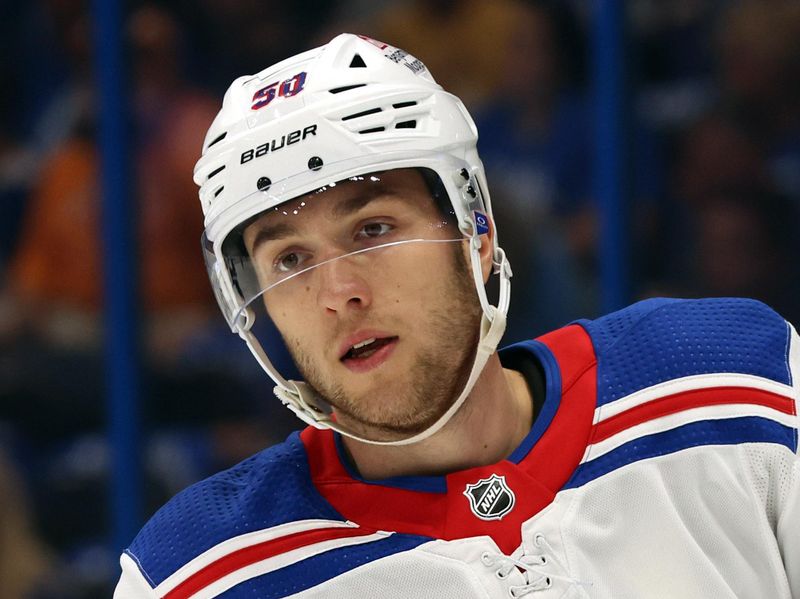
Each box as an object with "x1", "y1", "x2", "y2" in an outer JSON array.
[{"x1": 333, "y1": 389, "x2": 426, "y2": 431}]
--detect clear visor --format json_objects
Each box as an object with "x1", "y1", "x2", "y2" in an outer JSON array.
[{"x1": 202, "y1": 168, "x2": 468, "y2": 334}]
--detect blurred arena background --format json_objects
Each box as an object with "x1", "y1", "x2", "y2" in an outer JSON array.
[{"x1": 2, "y1": 1, "x2": 800, "y2": 596}]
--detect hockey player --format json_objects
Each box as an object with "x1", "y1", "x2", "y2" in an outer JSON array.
[{"x1": 115, "y1": 34, "x2": 800, "y2": 598}]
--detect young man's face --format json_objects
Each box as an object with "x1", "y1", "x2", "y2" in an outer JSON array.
[{"x1": 243, "y1": 169, "x2": 483, "y2": 439}]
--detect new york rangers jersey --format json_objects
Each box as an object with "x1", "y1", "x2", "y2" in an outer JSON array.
[{"x1": 115, "y1": 298, "x2": 800, "y2": 598}]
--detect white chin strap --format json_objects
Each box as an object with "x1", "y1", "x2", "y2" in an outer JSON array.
[{"x1": 274, "y1": 307, "x2": 506, "y2": 446}]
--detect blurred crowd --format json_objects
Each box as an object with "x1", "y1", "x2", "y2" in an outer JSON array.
[{"x1": 2, "y1": 0, "x2": 800, "y2": 596}]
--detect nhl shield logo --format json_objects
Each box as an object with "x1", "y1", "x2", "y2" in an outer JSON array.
[{"x1": 463, "y1": 474, "x2": 516, "y2": 521}]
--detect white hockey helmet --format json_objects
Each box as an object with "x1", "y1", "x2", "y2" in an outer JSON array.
[{"x1": 194, "y1": 33, "x2": 511, "y2": 445}]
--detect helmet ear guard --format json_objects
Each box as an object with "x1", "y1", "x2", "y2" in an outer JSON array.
[{"x1": 195, "y1": 33, "x2": 512, "y2": 445}]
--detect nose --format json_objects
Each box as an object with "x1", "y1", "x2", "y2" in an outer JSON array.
[{"x1": 314, "y1": 255, "x2": 372, "y2": 313}]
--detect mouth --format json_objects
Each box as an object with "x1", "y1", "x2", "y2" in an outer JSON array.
[{"x1": 340, "y1": 335, "x2": 399, "y2": 373}]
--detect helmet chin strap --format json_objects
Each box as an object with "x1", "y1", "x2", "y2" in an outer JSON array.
[{"x1": 272, "y1": 307, "x2": 506, "y2": 445}]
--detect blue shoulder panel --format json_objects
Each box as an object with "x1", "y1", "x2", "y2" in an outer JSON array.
[
  {"x1": 127, "y1": 432, "x2": 344, "y2": 587},
  {"x1": 578, "y1": 297, "x2": 791, "y2": 406}
]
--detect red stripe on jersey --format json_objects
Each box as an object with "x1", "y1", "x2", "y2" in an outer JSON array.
[
  {"x1": 591, "y1": 387, "x2": 796, "y2": 445},
  {"x1": 163, "y1": 525, "x2": 375, "y2": 599}
]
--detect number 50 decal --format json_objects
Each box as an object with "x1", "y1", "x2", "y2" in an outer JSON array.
[{"x1": 251, "y1": 72, "x2": 307, "y2": 111}]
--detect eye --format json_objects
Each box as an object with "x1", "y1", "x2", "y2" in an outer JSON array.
[
  {"x1": 357, "y1": 222, "x2": 393, "y2": 239},
  {"x1": 274, "y1": 250, "x2": 308, "y2": 273}
]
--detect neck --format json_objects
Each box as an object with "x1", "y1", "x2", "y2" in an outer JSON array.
[{"x1": 341, "y1": 354, "x2": 534, "y2": 480}]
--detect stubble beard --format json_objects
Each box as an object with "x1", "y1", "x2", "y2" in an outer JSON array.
[{"x1": 285, "y1": 248, "x2": 482, "y2": 440}]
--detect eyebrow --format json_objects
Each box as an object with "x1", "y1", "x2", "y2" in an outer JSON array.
[
  {"x1": 247, "y1": 222, "x2": 298, "y2": 255},
  {"x1": 331, "y1": 186, "x2": 399, "y2": 217},
  {"x1": 247, "y1": 185, "x2": 403, "y2": 255}
]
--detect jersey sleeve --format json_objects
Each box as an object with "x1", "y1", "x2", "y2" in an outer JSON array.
[{"x1": 579, "y1": 297, "x2": 800, "y2": 596}]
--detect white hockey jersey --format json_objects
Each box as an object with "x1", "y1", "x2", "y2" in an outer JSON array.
[{"x1": 115, "y1": 298, "x2": 800, "y2": 598}]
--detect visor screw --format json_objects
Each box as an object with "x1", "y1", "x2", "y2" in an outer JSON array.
[
  {"x1": 466, "y1": 185, "x2": 477, "y2": 198},
  {"x1": 257, "y1": 177, "x2": 271, "y2": 191},
  {"x1": 308, "y1": 156, "x2": 324, "y2": 171},
  {"x1": 459, "y1": 168, "x2": 470, "y2": 180}
]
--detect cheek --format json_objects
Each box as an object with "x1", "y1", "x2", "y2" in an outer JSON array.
[
  {"x1": 263, "y1": 288, "x2": 315, "y2": 337},
  {"x1": 385, "y1": 251, "x2": 462, "y2": 311}
]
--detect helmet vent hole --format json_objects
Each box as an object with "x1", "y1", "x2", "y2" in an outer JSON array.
[
  {"x1": 207, "y1": 132, "x2": 227, "y2": 148},
  {"x1": 395, "y1": 120, "x2": 417, "y2": 129},
  {"x1": 213, "y1": 186, "x2": 224, "y2": 198},
  {"x1": 329, "y1": 83, "x2": 366, "y2": 94},
  {"x1": 349, "y1": 54, "x2": 367, "y2": 68},
  {"x1": 342, "y1": 107, "x2": 382, "y2": 121},
  {"x1": 392, "y1": 101, "x2": 417, "y2": 109},
  {"x1": 359, "y1": 126, "x2": 386, "y2": 134},
  {"x1": 207, "y1": 165, "x2": 226, "y2": 180}
]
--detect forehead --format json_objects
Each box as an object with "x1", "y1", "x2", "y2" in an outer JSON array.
[{"x1": 244, "y1": 168, "x2": 441, "y2": 237}]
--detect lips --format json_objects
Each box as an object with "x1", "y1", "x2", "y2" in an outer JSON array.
[
  {"x1": 342, "y1": 336, "x2": 394, "y2": 360},
  {"x1": 339, "y1": 331, "x2": 394, "y2": 359},
  {"x1": 339, "y1": 331, "x2": 399, "y2": 373}
]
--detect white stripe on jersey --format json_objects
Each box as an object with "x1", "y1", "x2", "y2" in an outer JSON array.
[
  {"x1": 585, "y1": 403, "x2": 798, "y2": 463},
  {"x1": 594, "y1": 373, "x2": 794, "y2": 423},
  {"x1": 193, "y1": 531, "x2": 391, "y2": 599},
  {"x1": 153, "y1": 519, "x2": 363, "y2": 596}
]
